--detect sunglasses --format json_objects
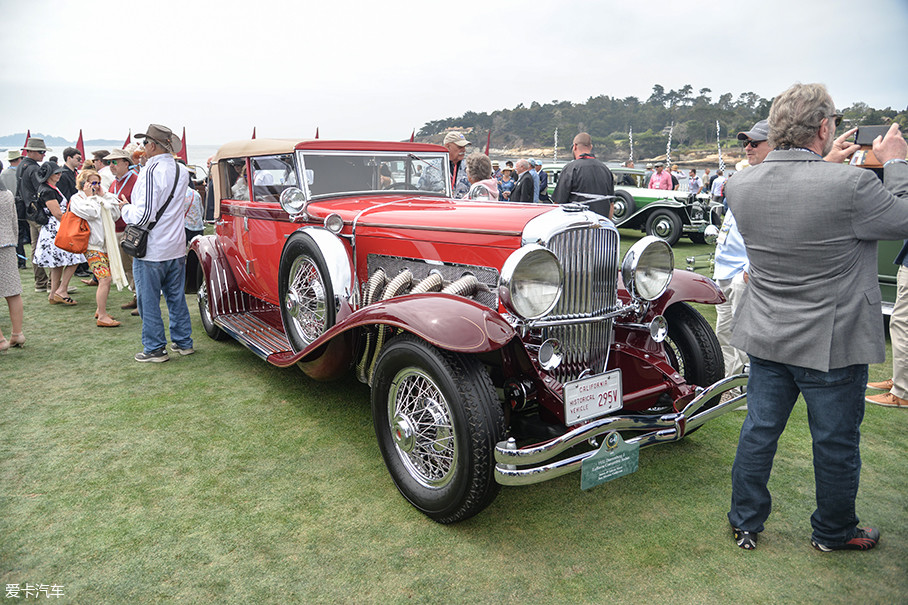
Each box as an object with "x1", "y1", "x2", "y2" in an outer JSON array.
[
  {"x1": 741, "y1": 139, "x2": 764, "y2": 149},
  {"x1": 89, "y1": 181, "x2": 101, "y2": 186},
  {"x1": 102, "y1": 160, "x2": 111, "y2": 165},
  {"x1": 832, "y1": 113, "x2": 843, "y2": 127},
  {"x1": 109, "y1": 159, "x2": 120, "y2": 166},
  {"x1": 36, "y1": 150, "x2": 46, "y2": 155}
]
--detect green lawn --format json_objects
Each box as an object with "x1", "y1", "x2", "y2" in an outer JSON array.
[{"x1": 1, "y1": 237, "x2": 906, "y2": 604}]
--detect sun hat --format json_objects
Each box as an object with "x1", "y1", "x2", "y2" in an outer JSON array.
[
  {"x1": 23, "y1": 137, "x2": 51, "y2": 152},
  {"x1": 103, "y1": 149, "x2": 132, "y2": 162},
  {"x1": 135, "y1": 124, "x2": 182, "y2": 154},
  {"x1": 36, "y1": 161, "x2": 64, "y2": 183}
]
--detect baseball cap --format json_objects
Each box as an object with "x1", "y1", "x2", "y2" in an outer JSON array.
[
  {"x1": 443, "y1": 132, "x2": 470, "y2": 147},
  {"x1": 737, "y1": 119, "x2": 769, "y2": 142}
]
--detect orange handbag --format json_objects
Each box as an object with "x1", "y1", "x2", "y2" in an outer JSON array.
[{"x1": 54, "y1": 210, "x2": 91, "y2": 254}]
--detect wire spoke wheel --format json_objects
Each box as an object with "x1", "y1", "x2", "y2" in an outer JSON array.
[
  {"x1": 279, "y1": 234, "x2": 336, "y2": 352},
  {"x1": 286, "y1": 256, "x2": 328, "y2": 344},
  {"x1": 388, "y1": 368, "x2": 457, "y2": 488},
  {"x1": 372, "y1": 334, "x2": 504, "y2": 523}
]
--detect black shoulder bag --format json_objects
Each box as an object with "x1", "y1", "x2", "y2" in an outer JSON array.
[
  {"x1": 121, "y1": 167, "x2": 181, "y2": 258},
  {"x1": 24, "y1": 191, "x2": 49, "y2": 226}
]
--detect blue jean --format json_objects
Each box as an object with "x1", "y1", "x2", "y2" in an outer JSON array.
[
  {"x1": 133, "y1": 257, "x2": 193, "y2": 354},
  {"x1": 728, "y1": 355, "x2": 867, "y2": 546}
]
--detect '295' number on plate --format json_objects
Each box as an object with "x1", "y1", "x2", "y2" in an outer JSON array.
[{"x1": 564, "y1": 370, "x2": 622, "y2": 425}]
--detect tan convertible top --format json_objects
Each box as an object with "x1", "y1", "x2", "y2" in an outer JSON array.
[{"x1": 212, "y1": 138, "x2": 309, "y2": 162}]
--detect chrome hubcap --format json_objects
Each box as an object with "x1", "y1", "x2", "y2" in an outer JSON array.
[
  {"x1": 653, "y1": 218, "x2": 673, "y2": 238},
  {"x1": 387, "y1": 368, "x2": 457, "y2": 488},
  {"x1": 285, "y1": 256, "x2": 328, "y2": 344}
]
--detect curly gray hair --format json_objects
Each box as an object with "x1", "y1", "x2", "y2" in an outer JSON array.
[
  {"x1": 768, "y1": 83, "x2": 835, "y2": 150},
  {"x1": 465, "y1": 152, "x2": 492, "y2": 182}
]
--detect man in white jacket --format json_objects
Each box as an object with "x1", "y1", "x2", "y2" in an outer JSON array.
[{"x1": 119, "y1": 124, "x2": 192, "y2": 362}]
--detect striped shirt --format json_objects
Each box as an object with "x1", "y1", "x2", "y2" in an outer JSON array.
[{"x1": 121, "y1": 153, "x2": 190, "y2": 261}]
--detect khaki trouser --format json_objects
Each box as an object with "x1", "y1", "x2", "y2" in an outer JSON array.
[
  {"x1": 890, "y1": 265, "x2": 908, "y2": 400},
  {"x1": 716, "y1": 271, "x2": 749, "y2": 377},
  {"x1": 28, "y1": 220, "x2": 49, "y2": 289}
]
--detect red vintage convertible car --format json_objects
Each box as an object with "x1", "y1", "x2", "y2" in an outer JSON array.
[{"x1": 187, "y1": 139, "x2": 747, "y2": 523}]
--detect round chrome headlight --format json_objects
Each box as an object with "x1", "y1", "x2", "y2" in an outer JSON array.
[
  {"x1": 324, "y1": 213, "x2": 344, "y2": 233},
  {"x1": 499, "y1": 245, "x2": 563, "y2": 320},
  {"x1": 279, "y1": 187, "x2": 307, "y2": 216},
  {"x1": 621, "y1": 235, "x2": 674, "y2": 301}
]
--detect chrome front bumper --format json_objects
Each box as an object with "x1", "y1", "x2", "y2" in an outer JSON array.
[{"x1": 494, "y1": 374, "x2": 748, "y2": 486}]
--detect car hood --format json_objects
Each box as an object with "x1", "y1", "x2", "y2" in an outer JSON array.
[{"x1": 310, "y1": 196, "x2": 558, "y2": 240}]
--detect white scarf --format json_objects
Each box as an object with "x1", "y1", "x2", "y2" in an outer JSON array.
[{"x1": 99, "y1": 201, "x2": 127, "y2": 290}]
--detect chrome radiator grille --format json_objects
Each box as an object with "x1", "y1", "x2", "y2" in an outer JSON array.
[{"x1": 543, "y1": 224, "x2": 619, "y2": 383}]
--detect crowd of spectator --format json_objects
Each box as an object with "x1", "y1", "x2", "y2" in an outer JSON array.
[{"x1": 0, "y1": 125, "x2": 201, "y2": 360}]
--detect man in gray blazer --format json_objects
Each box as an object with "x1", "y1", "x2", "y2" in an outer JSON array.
[{"x1": 725, "y1": 83, "x2": 908, "y2": 552}]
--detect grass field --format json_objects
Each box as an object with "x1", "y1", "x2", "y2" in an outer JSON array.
[{"x1": 1, "y1": 234, "x2": 906, "y2": 604}]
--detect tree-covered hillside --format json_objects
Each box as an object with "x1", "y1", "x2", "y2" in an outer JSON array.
[{"x1": 418, "y1": 84, "x2": 907, "y2": 160}]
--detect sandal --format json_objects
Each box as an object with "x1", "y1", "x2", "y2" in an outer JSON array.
[
  {"x1": 52, "y1": 293, "x2": 78, "y2": 306},
  {"x1": 0, "y1": 338, "x2": 9, "y2": 353},
  {"x1": 9, "y1": 333, "x2": 25, "y2": 348}
]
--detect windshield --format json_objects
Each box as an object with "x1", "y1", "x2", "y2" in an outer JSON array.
[{"x1": 297, "y1": 151, "x2": 450, "y2": 198}]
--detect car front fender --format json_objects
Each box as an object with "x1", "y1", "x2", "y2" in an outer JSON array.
[
  {"x1": 269, "y1": 292, "x2": 518, "y2": 373},
  {"x1": 615, "y1": 199, "x2": 687, "y2": 228},
  {"x1": 652, "y1": 269, "x2": 724, "y2": 313}
]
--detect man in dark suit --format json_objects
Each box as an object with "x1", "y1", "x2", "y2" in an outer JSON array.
[
  {"x1": 552, "y1": 132, "x2": 614, "y2": 218},
  {"x1": 510, "y1": 159, "x2": 534, "y2": 203},
  {"x1": 725, "y1": 83, "x2": 908, "y2": 552}
]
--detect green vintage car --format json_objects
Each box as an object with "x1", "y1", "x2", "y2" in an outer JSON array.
[{"x1": 543, "y1": 163, "x2": 720, "y2": 246}]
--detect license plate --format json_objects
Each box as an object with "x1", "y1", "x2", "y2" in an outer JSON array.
[{"x1": 564, "y1": 369, "x2": 622, "y2": 425}]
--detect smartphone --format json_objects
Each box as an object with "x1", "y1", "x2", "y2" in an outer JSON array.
[{"x1": 854, "y1": 125, "x2": 890, "y2": 146}]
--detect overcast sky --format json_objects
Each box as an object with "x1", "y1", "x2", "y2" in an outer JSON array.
[{"x1": 2, "y1": 0, "x2": 906, "y2": 145}]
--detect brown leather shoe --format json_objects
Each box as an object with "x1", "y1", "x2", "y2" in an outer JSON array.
[
  {"x1": 121, "y1": 297, "x2": 137, "y2": 309},
  {"x1": 131, "y1": 309, "x2": 140, "y2": 316},
  {"x1": 82, "y1": 278, "x2": 98, "y2": 286},
  {"x1": 865, "y1": 392, "x2": 908, "y2": 407},
  {"x1": 97, "y1": 318, "x2": 121, "y2": 328},
  {"x1": 866, "y1": 378, "x2": 893, "y2": 391}
]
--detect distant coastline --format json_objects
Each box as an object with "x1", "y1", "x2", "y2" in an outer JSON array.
[{"x1": 0, "y1": 132, "x2": 123, "y2": 148}]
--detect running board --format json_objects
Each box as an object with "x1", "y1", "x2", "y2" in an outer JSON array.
[{"x1": 214, "y1": 313, "x2": 291, "y2": 361}]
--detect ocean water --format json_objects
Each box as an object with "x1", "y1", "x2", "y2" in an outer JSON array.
[{"x1": 76, "y1": 143, "x2": 223, "y2": 171}]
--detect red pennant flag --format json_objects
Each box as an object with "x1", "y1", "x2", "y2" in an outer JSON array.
[
  {"x1": 485, "y1": 129, "x2": 491, "y2": 156},
  {"x1": 176, "y1": 127, "x2": 189, "y2": 163},
  {"x1": 409, "y1": 129, "x2": 415, "y2": 143},
  {"x1": 123, "y1": 130, "x2": 131, "y2": 149},
  {"x1": 23, "y1": 129, "x2": 31, "y2": 152},
  {"x1": 252, "y1": 127, "x2": 256, "y2": 139},
  {"x1": 315, "y1": 127, "x2": 319, "y2": 139},
  {"x1": 76, "y1": 130, "x2": 86, "y2": 160}
]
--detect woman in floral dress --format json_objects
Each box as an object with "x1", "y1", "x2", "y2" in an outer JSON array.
[{"x1": 32, "y1": 162, "x2": 85, "y2": 305}]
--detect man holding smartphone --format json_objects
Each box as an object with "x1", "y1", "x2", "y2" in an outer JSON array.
[{"x1": 725, "y1": 83, "x2": 908, "y2": 553}]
